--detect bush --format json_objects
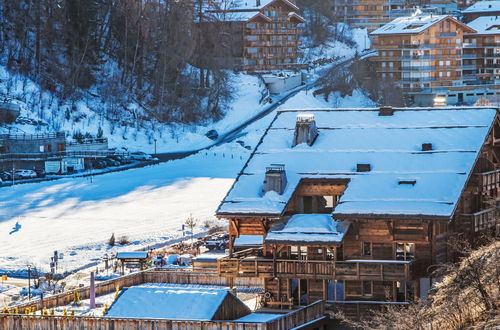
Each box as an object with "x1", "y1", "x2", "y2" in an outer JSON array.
[{"x1": 118, "y1": 236, "x2": 130, "y2": 245}]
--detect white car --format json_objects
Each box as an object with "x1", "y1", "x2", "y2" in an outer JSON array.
[
  {"x1": 14, "y1": 169, "x2": 37, "y2": 179},
  {"x1": 129, "y1": 152, "x2": 153, "y2": 161}
]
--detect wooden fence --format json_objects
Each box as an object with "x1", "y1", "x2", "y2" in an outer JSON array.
[
  {"x1": 0, "y1": 300, "x2": 324, "y2": 330},
  {"x1": 13, "y1": 270, "x2": 263, "y2": 312}
]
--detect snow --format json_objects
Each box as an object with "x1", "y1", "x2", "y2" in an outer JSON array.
[
  {"x1": 462, "y1": 1, "x2": 500, "y2": 13},
  {"x1": 0, "y1": 284, "x2": 14, "y2": 293},
  {"x1": 218, "y1": 108, "x2": 497, "y2": 218},
  {"x1": 466, "y1": 16, "x2": 500, "y2": 34},
  {"x1": 0, "y1": 147, "x2": 244, "y2": 274},
  {"x1": 265, "y1": 214, "x2": 350, "y2": 244},
  {"x1": 371, "y1": 15, "x2": 449, "y2": 35},
  {"x1": 105, "y1": 284, "x2": 241, "y2": 320},
  {"x1": 236, "y1": 313, "x2": 284, "y2": 323},
  {"x1": 115, "y1": 252, "x2": 148, "y2": 259}
]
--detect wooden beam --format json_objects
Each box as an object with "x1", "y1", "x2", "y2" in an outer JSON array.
[{"x1": 230, "y1": 219, "x2": 239, "y2": 237}]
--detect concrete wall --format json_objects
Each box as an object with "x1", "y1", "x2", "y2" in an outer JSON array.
[
  {"x1": 1, "y1": 135, "x2": 65, "y2": 154},
  {"x1": 262, "y1": 73, "x2": 302, "y2": 94}
]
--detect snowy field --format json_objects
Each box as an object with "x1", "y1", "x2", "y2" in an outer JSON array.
[{"x1": 0, "y1": 144, "x2": 247, "y2": 275}]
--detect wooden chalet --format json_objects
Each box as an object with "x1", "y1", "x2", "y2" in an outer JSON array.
[
  {"x1": 202, "y1": 0, "x2": 305, "y2": 71},
  {"x1": 216, "y1": 107, "x2": 500, "y2": 310}
]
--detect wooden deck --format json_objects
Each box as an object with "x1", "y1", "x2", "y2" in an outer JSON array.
[
  {"x1": 471, "y1": 169, "x2": 500, "y2": 192},
  {"x1": 460, "y1": 207, "x2": 499, "y2": 232},
  {"x1": 218, "y1": 258, "x2": 411, "y2": 281}
]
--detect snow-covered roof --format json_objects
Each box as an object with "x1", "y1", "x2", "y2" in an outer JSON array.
[
  {"x1": 371, "y1": 15, "x2": 474, "y2": 35},
  {"x1": 234, "y1": 235, "x2": 263, "y2": 247},
  {"x1": 217, "y1": 108, "x2": 498, "y2": 220},
  {"x1": 462, "y1": 1, "x2": 500, "y2": 13},
  {"x1": 106, "y1": 284, "x2": 240, "y2": 320},
  {"x1": 265, "y1": 214, "x2": 350, "y2": 245},
  {"x1": 203, "y1": 0, "x2": 302, "y2": 22},
  {"x1": 236, "y1": 313, "x2": 284, "y2": 323},
  {"x1": 466, "y1": 16, "x2": 500, "y2": 35},
  {"x1": 230, "y1": 0, "x2": 298, "y2": 11},
  {"x1": 115, "y1": 252, "x2": 148, "y2": 259}
]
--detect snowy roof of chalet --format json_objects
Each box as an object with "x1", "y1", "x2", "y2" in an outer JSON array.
[
  {"x1": 115, "y1": 252, "x2": 148, "y2": 259},
  {"x1": 105, "y1": 284, "x2": 239, "y2": 320},
  {"x1": 230, "y1": 0, "x2": 298, "y2": 11},
  {"x1": 236, "y1": 313, "x2": 284, "y2": 323},
  {"x1": 462, "y1": 1, "x2": 500, "y2": 13},
  {"x1": 217, "y1": 107, "x2": 498, "y2": 220},
  {"x1": 203, "y1": 0, "x2": 302, "y2": 22},
  {"x1": 371, "y1": 15, "x2": 474, "y2": 35},
  {"x1": 466, "y1": 16, "x2": 500, "y2": 34},
  {"x1": 265, "y1": 214, "x2": 350, "y2": 245}
]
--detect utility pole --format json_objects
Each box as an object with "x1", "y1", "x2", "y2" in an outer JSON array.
[{"x1": 27, "y1": 265, "x2": 31, "y2": 300}]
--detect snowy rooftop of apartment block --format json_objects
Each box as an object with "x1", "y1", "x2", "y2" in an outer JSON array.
[
  {"x1": 105, "y1": 284, "x2": 236, "y2": 320},
  {"x1": 463, "y1": 1, "x2": 500, "y2": 13},
  {"x1": 217, "y1": 107, "x2": 498, "y2": 219},
  {"x1": 467, "y1": 16, "x2": 500, "y2": 34},
  {"x1": 203, "y1": 0, "x2": 302, "y2": 22},
  {"x1": 266, "y1": 214, "x2": 350, "y2": 245},
  {"x1": 371, "y1": 14, "x2": 449, "y2": 35}
]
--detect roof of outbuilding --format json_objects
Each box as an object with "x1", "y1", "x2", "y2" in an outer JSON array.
[{"x1": 217, "y1": 107, "x2": 498, "y2": 220}]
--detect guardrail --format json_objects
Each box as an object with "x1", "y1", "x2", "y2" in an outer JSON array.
[
  {"x1": 218, "y1": 258, "x2": 411, "y2": 281},
  {"x1": 0, "y1": 151, "x2": 129, "y2": 161},
  {"x1": 460, "y1": 207, "x2": 498, "y2": 232},
  {"x1": 0, "y1": 133, "x2": 65, "y2": 141}
]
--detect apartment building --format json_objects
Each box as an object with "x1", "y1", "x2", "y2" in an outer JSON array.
[
  {"x1": 462, "y1": 1, "x2": 500, "y2": 22},
  {"x1": 371, "y1": 15, "x2": 475, "y2": 105},
  {"x1": 202, "y1": 0, "x2": 305, "y2": 71},
  {"x1": 332, "y1": 0, "x2": 457, "y2": 32},
  {"x1": 463, "y1": 16, "x2": 500, "y2": 87},
  {"x1": 215, "y1": 107, "x2": 499, "y2": 315}
]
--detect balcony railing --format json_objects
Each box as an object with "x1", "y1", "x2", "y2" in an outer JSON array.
[
  {"x1": 218, "y1": 257, "x2": 411, "y2": 281},
  {"x1": 460, "y1": 207, "x2": 498, "y2": 232},
  {"x1": 472, "y1": 169, "x2": 500, "y2": 191}
]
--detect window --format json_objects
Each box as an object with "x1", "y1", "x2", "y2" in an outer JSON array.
[
  {"x1": 362, "y1": 242, "x2": 372, "y2": 256},
  {"x1": 326, "y1": 248, "x2": 335, "y2": 261},
  {"x1": 395, "y1": 243, "x2": 415, "y2": 260},
  {"x1": 362, "y1": 281, "x2": 372, "y2": 296}
]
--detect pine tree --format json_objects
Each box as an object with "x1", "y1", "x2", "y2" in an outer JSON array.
[{"x1": 108, "y1": 233, "x2": 115, "y2": 247}]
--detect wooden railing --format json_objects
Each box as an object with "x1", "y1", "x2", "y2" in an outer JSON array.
[
  {"x1": 218, "y1": 258, "x2": 411, "y2": 281},
  {"x1": 460, "y1": 207, "x2": 498, "y2": 232},
  {"x1": 472, "y1": 169, "x2": 500, "y2": 192}
]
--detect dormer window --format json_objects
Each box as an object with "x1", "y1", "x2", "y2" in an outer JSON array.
[
  {"x1": 357, "y1": 164, "x2": 371, "y2": 172},
  {"x1": 422, "y1": 143, "x2": 433, "y2": 151}
]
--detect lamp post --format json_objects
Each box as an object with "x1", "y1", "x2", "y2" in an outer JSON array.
[
  {"x1": 154, "y1": 138, "x2": 157, "y2": 156},
  {"x1": 27, "y1": 265, "x2": 31, "y2": 300}
]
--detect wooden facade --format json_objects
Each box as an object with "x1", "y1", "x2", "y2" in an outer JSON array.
[
  {"x1": 203, "y1": 0, "x2": 305, "y2": 71},
  {"x1": 371, "y1": 16, "x2": 475, "y2": 96},
  {"x1": 216, "y1": 108, "x2": 500, "y2": 310}
]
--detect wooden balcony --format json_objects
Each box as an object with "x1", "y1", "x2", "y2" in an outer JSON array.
[
  {"x1": 218, "y1": 257, "x2": 411, "y2": 281},
  {"x1": 472, "y1": 169, "x2": 500, "y2": 192},
  {"x1": 460, "y1": 207, "x2": 498, "y2": 232}
]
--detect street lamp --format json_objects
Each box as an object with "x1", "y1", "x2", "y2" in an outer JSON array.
[
  {"x1": 154, "y1": 139, "x2": 157, "y2": 156},
  {"x1": 27, "y1": 265, "x2": 31, "y2": 300}
]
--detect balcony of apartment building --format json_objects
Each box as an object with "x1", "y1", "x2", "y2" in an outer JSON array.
[{"x1": 218, "y1": 247, "x2": 412, "y2": 282}]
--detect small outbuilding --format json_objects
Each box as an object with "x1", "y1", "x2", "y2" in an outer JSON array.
[
  {"x1": 115, "y1": 251, "x2": 149, "y2": 273},
  {"x1": 105, "y1": 284, "x2": 251, "y2": 321}
]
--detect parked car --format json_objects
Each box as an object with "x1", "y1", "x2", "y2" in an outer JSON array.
[
  {"x1": 205, "y1": 129, "x2": 219, "y2": 140},
  {"x1": 91, "y1": 159, "x2": 107, "y2": 169},
  {"x1": 14, "y1": 169, "x2": 37, "y2": 179},
  {"x1": 102, "y1": 158, "x2": 120, "y2": 167},
  {"x1": 108, "y1": 155, "x2": 130, "y2": 165},
  {"x1": 204, "y1": 234, "x2": 229, "y2": 251},
  {"x1": 33, "y1": 169, "x2": 46, "y2": 178},
  {"x1": 0, "y1": 171, "x2": 12, "y2": 181},
  {"x1": 130, "y1": 152, "x2": 153, "y2": 161}
]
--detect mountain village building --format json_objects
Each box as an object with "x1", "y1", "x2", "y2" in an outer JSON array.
[
  {"x1": 462, "y1": 1, "x2": 500, "y2": 22},
  {"x1": 216, "y1": 107, "x2": 499, "y2": 314},
  {"x1": 202, "y1": 0, "x2": 305, "y2": 71}
]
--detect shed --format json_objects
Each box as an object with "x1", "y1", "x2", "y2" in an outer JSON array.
[
  {"x1": 115, "y1": 251, "x2": 149, "y2": 273},
  {"x1": 105, "y1": 284, "x2": 251, "y2": 321}
]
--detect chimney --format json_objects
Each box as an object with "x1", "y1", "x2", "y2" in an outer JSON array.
[
  {"x1": 256, "y1": 0, "x2": 261, "y2": 6},
  {"x1": 356, "y1": 163, "x2": 371, "y2": 172},
  {"x1": 293, "y1": 113, "x2": 319, "y2": 147},
  {"x1": 378, "y1": 106, "x2": 395, "y2": 116},
  {"x1": 422, "y1": 143, "x2": 433, "y2": 151},
  {"x1": 263, "y1": 164, "x2": 287, "y2": 195}
]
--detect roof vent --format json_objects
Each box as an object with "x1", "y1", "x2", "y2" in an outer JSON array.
[
  {"x1": 399, "y1": 180, "x2": 417, "y2": 186},
  {"x1": 256, "y1": 0, "x2": 261, "y2": 6},
  {"x1": 263, "y1": 164, "x2": 287, "y2": 195},
  {"x1": 378, "y1": 106, "x2": 395, "y2": 116},
  {"x1": 356, "y1": 164, "x2": 371, "y2": 172},
  {"x1": 422, "y1": 143, "x2": 433, "y2": 151},
  {"x1": 293, "y1": 113, "x2": 319, "y2": 147}
]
